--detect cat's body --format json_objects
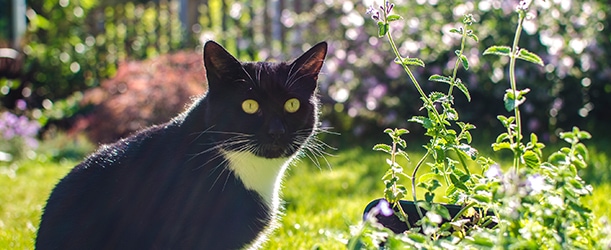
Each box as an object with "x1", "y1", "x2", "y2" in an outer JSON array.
[{"x1": 36, "y1": 41, "x2": 327, "y2": 249}]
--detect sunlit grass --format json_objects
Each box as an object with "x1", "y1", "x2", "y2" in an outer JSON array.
[
  {"x1": 0, "y1": 159, "x2": 74, "y2": 249},
  {"x1": 0, "y1": 146, "x2": 609, "y2": 249}
]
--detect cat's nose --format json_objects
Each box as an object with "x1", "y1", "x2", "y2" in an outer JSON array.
[{"x1": 268, "y1": 118, "x2": 286, "y2": 139}]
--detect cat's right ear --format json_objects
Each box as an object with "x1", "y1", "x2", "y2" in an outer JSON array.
[{"x1": 203, "y1": 41, "x2": 242, "y2": 82}]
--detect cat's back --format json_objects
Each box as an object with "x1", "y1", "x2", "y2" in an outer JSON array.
[{"x1": 36, "y1": 122, "x2": 196, "y2": 248}]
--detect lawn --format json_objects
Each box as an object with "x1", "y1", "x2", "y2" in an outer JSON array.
[{"x1": 1, "y1": 146, "x2": 610, "y2": 249}]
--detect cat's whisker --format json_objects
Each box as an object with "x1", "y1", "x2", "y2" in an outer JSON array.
[
  {"x1": 286, "y1": 72, "x2": 319, "y2": 89},
  {"x1": 286, "y1": 51, "x2": 324, "y2": 85},
  {"x1": 188, "y1": 133, "x2": 255, "y2": 167},
  {"x1": 240, "y1": 66, "x2": 257, "y2": 85},
  {"x1": 207, "y1": 142, "x2": 256, "y2": 191},
  {"x1": 188, "y1": 125, "x2": 217, "y2": 144},
  {"x1": 215, "y1": 143, "x2": 259, "y2": 191},
  {"x1": 256, "y1": 66, "x2": 262, "y2": 86},
  {"x1": 293, "y1": 127, "x2": 337, "y2": 170}
]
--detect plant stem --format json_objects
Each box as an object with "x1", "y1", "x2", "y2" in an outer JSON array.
[
  {"x1": 448, "y1": 28, "x2": 468, "y2": 98},
  {"x1": 385, "y1": 24, "x2": 441, "y2": 218},
  {"x1": 386, "y1": 32, "x2": 427, "y2": 102},
  {"x1": 411, "y1": 150, "x2": 430, "y2": 219},
  {"x1": 509, "y1": 10, "x2": 526, "y2": 171}
]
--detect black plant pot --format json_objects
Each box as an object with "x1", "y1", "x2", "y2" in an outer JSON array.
[{"x1": 363, "y1": 198, "x2": 495, "y2": 234}]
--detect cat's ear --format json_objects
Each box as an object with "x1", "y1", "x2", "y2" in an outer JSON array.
[
  {"x1": 203, "y1": 40, "x2": 243, "y2": 82},
  {"x1": 288, "y1": 41, "x2": 327, "y2": 89}
]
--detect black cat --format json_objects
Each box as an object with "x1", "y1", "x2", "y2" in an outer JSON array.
[{"x1": 36, "y1": 41, "x2": 328, "y2": 249}]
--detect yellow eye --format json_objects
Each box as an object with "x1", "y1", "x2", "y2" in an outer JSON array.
[
  {"x1": 284, "y1": 98, "x2": 300, "y2": 113},
  {"x1": 242, "y1": 99, "x2": 259, "y2": 114}
]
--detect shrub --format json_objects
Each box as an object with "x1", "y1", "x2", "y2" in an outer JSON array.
[{"x1": 72, "y1": 51, "x2": 206, "y2": 144}]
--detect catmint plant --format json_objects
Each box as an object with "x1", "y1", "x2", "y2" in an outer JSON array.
[
  {"x1": 367, "y1": 0, "x2": 481, "y2": 226},
  {"x1": 484, "y1": 0, "x2": 544, "y2": 173},
  {"x1": 350, "y1": 0, "x2": 610, "y2": 248}
]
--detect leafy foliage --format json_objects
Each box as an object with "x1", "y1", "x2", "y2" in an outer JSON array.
[{"x1": 350, "y1": 1, "x2": 611, "y2": 248}]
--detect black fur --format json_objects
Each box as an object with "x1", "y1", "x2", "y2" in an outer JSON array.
[{"x1": 36, "y1": 41, "x2": 327, "y2": 249}]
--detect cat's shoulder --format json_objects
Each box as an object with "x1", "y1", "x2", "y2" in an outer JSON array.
[{"x1": 75, "y1": 121, "x2": 181, "y2": 170}]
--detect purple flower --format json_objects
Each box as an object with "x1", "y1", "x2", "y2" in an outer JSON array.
[
  {"x1": 384, "y1": 1, "x2": 394, "y2": 14},
  {"x1": 16, "y1": 99, "x2": 27, "y2": 110},
  {"x1": 366, "y1": 5, "x2": 380, "y2": 21},
  {"x1": 516, "y1": 0, "x2": 531, "y2": 11},
  {"x1": 376, "y1": 199, "x2": 394, "y2": 217},
  {"x1": 0, "y1": 111, "x2": 41, "y2": 149}
]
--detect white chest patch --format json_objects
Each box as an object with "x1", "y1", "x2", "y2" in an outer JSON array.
[{"x1": 222, "y1": 150, "x2": 292, "y2": 209}]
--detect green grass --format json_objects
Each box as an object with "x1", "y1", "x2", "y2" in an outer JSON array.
[
  {"x1": 0, "y1": 159, "x2": 74, "y2": 249},
  {"x1": 1, "y1": 146, "x2": 610, "y2": 249}
]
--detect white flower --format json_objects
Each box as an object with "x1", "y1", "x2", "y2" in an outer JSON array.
[
  {"x1": 526, "y1": 174, "x2": 551, "y2": 194},
  {"x1": 485, "y1": 164, "x2": 502, "y2": 179},
  {"x1": 426, "y1": 212, "x2": 442, "y2": 224},
  {"x1": 548, "y1": 195, "x2": 564, "y2": 207}
]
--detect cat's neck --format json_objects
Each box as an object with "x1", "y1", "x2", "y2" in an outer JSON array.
[{"x1": 221, "y1": 150, "x2": 292, "y2": 210}]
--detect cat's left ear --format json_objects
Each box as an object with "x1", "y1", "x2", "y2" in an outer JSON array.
[
  {"x1": 203, "y1": 40, "x2": 243, "y2": 82},
  {"x1": 288, "y1": 41, "x2": 327, "y2": 90}
]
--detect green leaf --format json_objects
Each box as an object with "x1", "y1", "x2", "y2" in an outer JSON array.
[
  {"x1": 394, "y1": 57, "x2": 425, "y2": 67},
  {"x1": 386, "y1": 14, "x2": 403, "y2": 22},
  {"x1": 569, "y1": 127, "x2": 592, "y2": 140},
  {"x1": 503, "y1": 91, "x2": 526, "y2": 112},
  {"x1": 435, "y1": 205, "x2": 452, "y2": 220},
  {"x1": 373, "y1": 144, "x2": 392, "y2": 154},
  {"x1": 429, "y1": 92, "x2": 449, "y2": 103},
  {"x1": 471, "y1": 235, "x2": 495, "y2": 247},
  {"x1": 560, "y1": 131, "x2": 577, "y2": 144},
  {"x1": 408, "y1": 233, "x2": 427, "y2": 243},
  {"x1": 472, "y1": 194, "x2": 491, "y2": 203},
  {"x1": 496, "y1": 115, "x2": 515, "y2": 128},
  {"x1": 425, "y1": 192, "x2": 435, "y2": 202},
  {"x1": 549, "y1": 152, "x2": 569, "y2": 165},
  {"x1": 575, "y1": 143, "x2": 589, "y2": 161},
  {"x1": 393, "y1": 128, "x2": 410, "y2": 136},
  {"x1": 517, "y1": 48, "x2": 544, "y2": 66},
  {"x1": 443, "y1": 103, "x2": 459, "y2": 120},
  {"x1": 377, "y1": 21, "x2": 389, "y2": 37},
  {"x1": 450, "y1": 173, "x2": 468, "y2": 191},
  {"x1": 409, "y1": 116, "x2": 434, "y2": 129},
  {"x1": 461, "y1": 131, "x2": 473, "y2": 144},
  {"x1": 459, "y1": 54, "x2": 469, "y2": 70},
  {"x1": 457, "y1": 122, "x2": 476, "y2": 131},
  {"x1": 454, "y1": 78, "x2": 471, "y2": 102},
  {"x1": 492, "y1": 142, "x2": 511, "y2": 151},
  {"x1": 523, "y1": 150, "x2": 540, "y2": 168},
  {"x1": 483, "y1": 45, "x2": 512, "y2": 57},
  {"x1": 496, "y1": 133, "x2": 509, "y2": 143},
  {"x1": 530, "y1": 133, "x2": 539, "y2": 144},
  {"x1": 429, "y1": 74, "x2": 452, "y2": 84},
  {"x1": 419, "y1": 173, "x2": 437, "y2": 183},
  {"x1": 467, "y1": 33, "x2": 479, "y2": 42},
  {"x1": 449, "y1": 27, "x2": 462, "y2": 35}
]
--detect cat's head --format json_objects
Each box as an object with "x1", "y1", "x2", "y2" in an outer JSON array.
[{"x1": 201, "y1": 41, "x2": 327, "y2": 159}]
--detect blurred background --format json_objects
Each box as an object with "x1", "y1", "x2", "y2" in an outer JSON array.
[{"x1": 0, "y1": 0, "x2": 610, "y2": 181}]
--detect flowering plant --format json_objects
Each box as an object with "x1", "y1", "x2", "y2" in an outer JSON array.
[
  {"x1": 0, "y1": 107, "x2": 41, "y2": 162},
  {"x1": 349, "y1": 1, "x2": 611, "y2": 248}
]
